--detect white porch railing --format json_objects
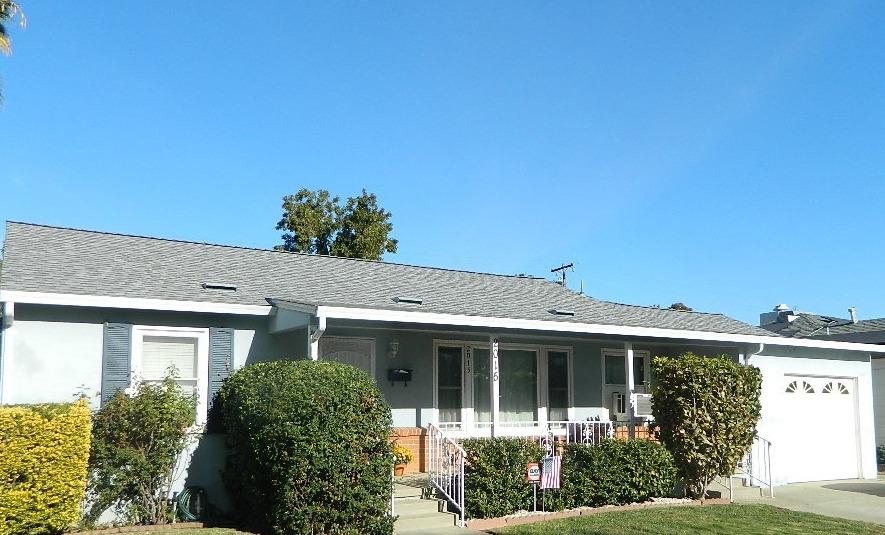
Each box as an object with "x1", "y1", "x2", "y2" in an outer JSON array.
[
  {"x1": 427, "y1": 423, "x2": 466, "y2": 527},
  {"x1": 436, "y1": 420, "x2": 617, "y2": 441},
  {"x1": 736, "y1": 434, "x2": 774, "y2": 497}
]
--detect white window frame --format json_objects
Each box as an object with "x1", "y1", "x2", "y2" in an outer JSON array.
[
  {"x1": 432, "y1": 339, "x2": 573, "y2": 427},
  {"x1": 601, "y1": 348, "x2": 651, "y2": 387},
  {"x1": 131, "y1": 326, "x2": 210, "y2": 426}
]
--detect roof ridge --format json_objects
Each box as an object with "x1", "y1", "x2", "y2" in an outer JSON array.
[
  {"x1": 4, "y1": 221, "x2": 547, "y2": 281},
  {"x1": 582, "y1": 294, "x2": 733, "y2": 318}
]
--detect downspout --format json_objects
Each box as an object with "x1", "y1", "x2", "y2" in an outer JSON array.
[
  {"x1": 745, "y1": 342, "x2": 765, "y2": 365},
  {"x1": 308, "y1": 315, "x2": 326, "y2": 361}
]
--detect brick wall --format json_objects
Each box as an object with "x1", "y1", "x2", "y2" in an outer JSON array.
[{"x1": 389, "y1": 427, "x2": 428, "y2": 474}]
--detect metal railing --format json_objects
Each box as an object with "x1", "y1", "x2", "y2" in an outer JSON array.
[
  {"x1": 736, "y1": 434, "x2": 774, "y2": 497},
  {"x1": 427, "y1": 423, "x2": 466, "y2": 527},
  {"x1": 539, "y1": 421, "x2": 615, "y2": 453}
]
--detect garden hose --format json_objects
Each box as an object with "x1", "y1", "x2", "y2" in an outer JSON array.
[{"x1": 176, "y1": 486, "x2": 208, "y2": 521}]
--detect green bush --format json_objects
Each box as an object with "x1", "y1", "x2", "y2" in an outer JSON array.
[
  {"x1": 0, "y1": 400, "x2": 92, "y2": 535},
  {"x1": 560, "y1": 439, "x2": 677, "y2": 508},
  {"x1": 652, "y1": 353, "x2": 762, "y2": 499},
  {"x1": 219, "y1": 360, "x2": 394, "y2": 535},
  {"x1": 462, "y1": 438, "x2": 543, "y2": 519},
  {"x1": 86, "y1": 374, "x2": 196, "y2": 525}
]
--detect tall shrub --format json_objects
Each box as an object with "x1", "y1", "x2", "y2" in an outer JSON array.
[
  {"x1": 651, "y1": 353, "x2": 762, "y2": 499},
  {"x1": 0, "y1": 400, "x2": 91, "y2": 535},
  {"x1": 462, "y1": 438, "x2": 543, "y2": 519},
  {"x1": 219, "y1": 360, "x2": 394, "y2": 535},
  {"x1": 86, "y1": 374, "x2": 196, "y2": 525}
]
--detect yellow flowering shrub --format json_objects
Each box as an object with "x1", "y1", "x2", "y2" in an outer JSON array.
[
  {"x1": 392, "y1": 444, "x2": 413, "y2": 465},
  {"x1": 0, "y1": 400, "x2": 91, "y2": 535}
]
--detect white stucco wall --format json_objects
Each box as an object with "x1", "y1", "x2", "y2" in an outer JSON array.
[
  {"x1": 750, "y1": 347, "x2": 877, "y2": 484},
  {"x1": 872, "y1": 359, "x2": 885, "y2": 447}
]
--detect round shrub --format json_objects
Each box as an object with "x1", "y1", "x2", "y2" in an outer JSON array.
[
  {"x1": 462, "y1": 438, "x2": 543, "y2": 519},
  {"x1": 219, "y1": 360, "x2": 393, "y2": 535}
]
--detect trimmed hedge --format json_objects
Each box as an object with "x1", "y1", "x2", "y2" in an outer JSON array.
[
  {"x1": 560, "y1": 439, "x2": 677, "y2": 508},
  {"x1": 463, "y1": 438, "x2": 677, "y2": 519},
  {"x1": 462, "y1": 438, "x2": 544, "y2": 519},
  {"x1": 219, "y1": 360, "x2": 394, "y2": 535},
  {"x1": 0, "y1": 400, "x2": 92, "y2": 535}
]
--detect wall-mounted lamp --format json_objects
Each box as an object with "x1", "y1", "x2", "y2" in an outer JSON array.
[{"x1": 388, "y1": 339, "x2": 400, "y2": 359}]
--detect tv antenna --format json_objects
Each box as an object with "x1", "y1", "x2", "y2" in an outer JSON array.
[{"x1": 551, "y1": 263, "x2": 575, "y2": 287}]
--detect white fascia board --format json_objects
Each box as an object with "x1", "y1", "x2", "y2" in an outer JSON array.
[
  {"x1": 0, "y1": 290, "x2": 272, "y2": 316},
  {"x1": 316, "y1": 305, "x2": 885, "y2": 354}
]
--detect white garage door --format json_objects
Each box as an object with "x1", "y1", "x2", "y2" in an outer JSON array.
[{"x1": 778, "y1": 375, "x2": 860, "y2": 483}]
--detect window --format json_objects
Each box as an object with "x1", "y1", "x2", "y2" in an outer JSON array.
[
  {"x1": 499, "y1": 349, "x2": 538, "y2": 423},
  {"x1": 436, "y1": 346, "x2": 462, "y2": 423},
  {"x1": 603, "y1": 350, "x2": 649, "y2": 385},
  {"x1": 547, "y1": 351, "x2": 569, "y2": 422},
  {"x1": 785, "y1": 380, "x2": 814, "y2": 394},
  {"x1": 132, "y1": 327, "x2": 209, "y2": 424},
  {"x1": 473, "y1": 347, "x2": 491, "y2": 423},
  {"x1": 823, "y1": 381, "x2": 850, "y2": 394},
  {"x1": 141, "y1": 336, "x2": 199, "y2": 396}
]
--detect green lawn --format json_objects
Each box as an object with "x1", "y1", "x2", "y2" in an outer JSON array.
[{"x1": 490, "y1": 504, "x2": 885, "y2": 535}]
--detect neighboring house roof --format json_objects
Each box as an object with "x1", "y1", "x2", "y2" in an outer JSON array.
[
  {"x1": 0, "y1": 221, "x2": 778, "y2": 337},
  {"x1": 762, "y1": 312, "x2": 885, "y2": 341}
]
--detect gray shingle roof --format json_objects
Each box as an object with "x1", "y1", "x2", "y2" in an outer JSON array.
[
  {"x1": 1, "y1": 222, "x2": 776, "y2": 337},
  {"x1": 763, "y1": 313, "x2": 885, "y2": 338}
]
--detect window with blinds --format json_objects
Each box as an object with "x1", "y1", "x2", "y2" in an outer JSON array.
[{"x1": 141, "y1": 335, "x2": 199, "y2": 396}]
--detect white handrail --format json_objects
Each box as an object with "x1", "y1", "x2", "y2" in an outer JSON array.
[
  {"x1": 427, "y1": 423, "x2": 466, "y2": 527},
  {"x1": 737, "y1": 434, "x2": 774, "y2": 498}
]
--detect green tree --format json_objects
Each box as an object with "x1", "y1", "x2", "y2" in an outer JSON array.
[
  {"x1": 0, "y1": 0, "x2": 25, "y2": 103},
  {"x1": 651, "y1": 353, "x2": 762, "y2": 500},
  {"x1": 275, "y1": 188, "x2": 398, "y2": 260}
]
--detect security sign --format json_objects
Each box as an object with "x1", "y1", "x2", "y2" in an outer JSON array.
[{"x1": 525, "y1": 462, "x2": 541, "y2": 483}]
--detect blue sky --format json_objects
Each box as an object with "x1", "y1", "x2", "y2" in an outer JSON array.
[{"x1": 2, "y1": 1, "x2": 884, "y2": 325}]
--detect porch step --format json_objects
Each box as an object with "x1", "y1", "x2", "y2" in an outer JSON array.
[
  {"x1": 395, "y1": 483, "x2": 424, "y2": 499},
  {"x1": 394, "y1": 483, "x2": 457, "y2": 530},
  {"x1": 394, "y1": 509, "x2": 458, "y2": 531}
]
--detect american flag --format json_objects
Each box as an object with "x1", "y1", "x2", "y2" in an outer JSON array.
[{"x1": 540, "y1": 455, "x2": 561, "y2": 490}]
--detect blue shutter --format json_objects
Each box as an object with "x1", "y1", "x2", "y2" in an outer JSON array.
[
  {"x1": 207, "y1": 327, "x2": 234, "y2": 431},
  {"x1": 101, "y1": 323, "x2": 132, "y2": 405}
]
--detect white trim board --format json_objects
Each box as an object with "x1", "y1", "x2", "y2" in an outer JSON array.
[
  {"x1": 315, "y1": 305, "x2": 885, "y2": 354},
  {"x1": 0, "y1": 290, "x2": 272, "y2": 316}
]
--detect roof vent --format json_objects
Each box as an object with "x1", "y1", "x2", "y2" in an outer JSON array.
[
  {"x1": 202, "y1": 282, "x2": 237, "y2": 291},
  {"x1": 549, "y1": 309, "x2": 575, "y2": 317},
  {"x1": 394, "y1": 296, "x2": 423, "y2": 305}
]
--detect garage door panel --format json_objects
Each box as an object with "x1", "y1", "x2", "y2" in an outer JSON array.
[{"x1": 777, "y1": 375, "x2": 859, "y2": 483}]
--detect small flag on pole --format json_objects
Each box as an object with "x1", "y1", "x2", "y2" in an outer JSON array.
[{"x1": 540, "y1": 455, "x2": 561, "y2": 490}]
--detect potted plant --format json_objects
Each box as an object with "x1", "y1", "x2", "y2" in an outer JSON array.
[{"x1": 392, "y1": 444, "x2": 414, "y2": 476}]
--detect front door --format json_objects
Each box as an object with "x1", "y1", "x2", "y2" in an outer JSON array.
[
  {"x1": 602, "y1": 349, "x2": 650, "y2": 420},
  {"x1": 319, "y1": 337, "x2": 375, "y2": 379}
]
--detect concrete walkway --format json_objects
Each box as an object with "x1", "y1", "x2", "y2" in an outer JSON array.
[{"x1": 733, "y1": 477, "x2": 885, "y2": 525}]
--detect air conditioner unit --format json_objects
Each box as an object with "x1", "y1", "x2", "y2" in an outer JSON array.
[{"x1": 632, "y1": 393, "x2": 654, "y2": 418}]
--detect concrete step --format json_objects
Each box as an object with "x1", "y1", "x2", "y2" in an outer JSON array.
[
  {"x1": 395, "y1": 497, "x2": 443, "y2": 516},
  {"x1": 394, "y1": 510, "x2": 458, "y2": 531},
  {"x1": 394, "y1": 483, "x2": 424, "y2": 499}
]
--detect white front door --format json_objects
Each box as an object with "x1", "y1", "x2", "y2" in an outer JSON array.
[
  {"x1": 777, "y1": 375, "x2": 860, "y2": 483},
  {"x1": 319, "y1": 337, "x2": 375, "y2": 379}
]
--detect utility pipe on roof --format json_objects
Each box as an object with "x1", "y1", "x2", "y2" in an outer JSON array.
[{"x1": 308, "y1": 315, "x2": 326, "y2": 361}]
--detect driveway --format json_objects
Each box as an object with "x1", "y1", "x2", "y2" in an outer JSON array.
[{"x1": 733, "y1": 477, "x2": 885, "y2": 525}]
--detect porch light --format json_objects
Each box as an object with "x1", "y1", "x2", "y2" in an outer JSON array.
[{"x1": 388, "y1": 339, "x2": 400, "y2": 359}]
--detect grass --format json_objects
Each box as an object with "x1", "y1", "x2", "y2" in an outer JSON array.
[
  {"x1": 109, "y1": 530, "x2": 253, "y2": 535},
  {"x1": 490, "y1": 504, "x2": 885, "y2": 535}
]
